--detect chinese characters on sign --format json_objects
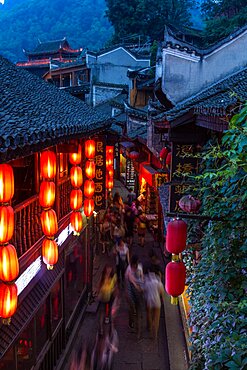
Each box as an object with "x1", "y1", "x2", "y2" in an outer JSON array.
[
  {"x1": 169, "y1": 144, "x2": 198, "y2": 213},
  {"x1": 94, "y1": 138, "x2": 106, "y2": 211},
  {"x1": 125, "y1": 158, "x2": 135, "y2": 188}
]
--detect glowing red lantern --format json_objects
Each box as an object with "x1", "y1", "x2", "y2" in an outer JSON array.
[
  {"x1": 40, "y1": 151, "x2": 56, "y2": 179},
  {"x1": 0, "y1": 164, "x2": 14, "y2": 203},
  {"x1": 84, "y1": 180, "x2": 95, "y2": 198},
  {"x1": 0, "y1": 206, "x2": 14, "y2": 244},
  {"x1": 40, "y1": 209, "x2": 58, "y2": 237},
  {"x1": 69, "y1": 144, "x2": 82, "y2": 165},
  {"x1": 85, "y1": 160, "x2": 95, "y2": 179},
  {"x1": 0, "y1": 244, "x2": 19, "y2": 282},
  {"x1": 166, "y1": 152, "x2": 172, "y2": 166},
  {"x1": 106, "y1": 177, "x2": 114, "y2": 189},
  {"x1": 165, "y1": 261, "x2": 186, "y2": 304},
  {"x1": 129, "y1": 151, "x2": 139, "y2": 160},
  {"x1": 108, "y1": 166, "x2": 114, "y2": 178},
  {"x1": 42, "y1": 239, "x2": 58, "y2": 269},
  {"x1": 159, "y1": 147, "x2": 169, "y2": 160},
  {"x1": 0, "y1": 282, "x2": 18, "y2": 324},
  {"x1": 84, "y1": 198, "x2": 94, "y2": 217},
  {"x1": 85, "y1": 140, "x2": 95, "y2": 159},
  {"x1": 70, "y1": 212, "x2": 83, "y2": 234},
  {"x1": 39, "y1": 181, "x2": 55, "y2": 209},
  {"x1": 70, "y1": 166, "x2": 83, "y2": 188},
  {"x1": 166, "y1": 219, "x2": 187, "y2": 255},
  {"x1": 70, "y1": 189, "x2": 83, "y2": 210}
]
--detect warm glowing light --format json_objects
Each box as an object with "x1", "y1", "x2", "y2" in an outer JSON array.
[
  {"x1": 40, "y1": 209, "x2": 58, "y2": 237},
  {"x1": 69, "y1": 144, "x2": 82, "y2": 165},
  {"x1": 84, "y1": 180, "x2": 95, "y2": 198},
  {"x1": 42, "y1": 239, "x2": 58, "y2": 270},
  {"x1": 39, "y1": 181, "x2": 55, "y2": 209},
  {"x1": 0, "y1": 206, "x2": 14, "y2": 244},
  {"x1": 0, "y1": 244, "x2": 19, "y2": 282},
  {"x1": 85, "y1": 160, "x2": 95, "y2": 179},
  {"x1": 0, "y1": 164, "x2": 14, "y2": 203},
  {"x1": 85, "y1": 140, "x2": 95, "y2": 159},
  {"x1": 70, "y1": 166, "x2": 83, "y2": 188},
  {"x1": 70, "y1": 212, "x2": 83, "y2": 234},
  {"x1": 40, "y1": 151, "x2": 56, "y2": 179},
  {"x1": 0, "y1": 283, "x2": 18, "y2": 323},
  {"x1": 70, "y1": 189, "x2": 83, "y2": 210},
  {"x1": 84, "y1": 198, "x2": 94, "y2": 217}
]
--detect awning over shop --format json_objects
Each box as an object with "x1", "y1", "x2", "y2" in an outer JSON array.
[
  {"x1": 120, "y1": 141, "x2": 135, "y2": 149},
  {"x1": 139, "y1": 162, "x2": 158, "y2": 187}
]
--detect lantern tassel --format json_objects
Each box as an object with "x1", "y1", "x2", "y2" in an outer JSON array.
[
  {"x1": 171, "y1": 296, "x2": 178, "y2": 305},
  {"x1": 2, "y1": 317, "x2": 11, "y2": 325}
]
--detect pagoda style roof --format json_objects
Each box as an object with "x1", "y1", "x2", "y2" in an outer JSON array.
[
  {"x1": 24, "y1": 38, "x2": 82, "y2": 57},
  {"x1": 0, "y1": 56, "x2": 112, "y2": 162},
  {"x1": 152, "y1": 67, "x2": 247, "y2": 125}
]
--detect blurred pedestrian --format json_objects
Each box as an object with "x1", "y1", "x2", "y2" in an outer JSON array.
[
  {"x1": 124, "y1": 206, "x2": 135, "y2": 247},
  {"x1": 101, "y1": 214, "x2": 112, "y2": 254},
  {"x1": 127, "y1": 187, "x2": 136, "y2": 206},
  {"x1": 136, "y1": 211, "x2": 147, "y2": 247},
  {"x1": 144, "y1": 268, "x2": 166, "y2": 340},
  {"x1": 115, "y1": 239, "x2": 130, "y2": 288}
]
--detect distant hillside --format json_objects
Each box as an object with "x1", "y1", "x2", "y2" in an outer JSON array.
[{"x1": 0, "y1": 0, "x2": 113, "y2": 62}]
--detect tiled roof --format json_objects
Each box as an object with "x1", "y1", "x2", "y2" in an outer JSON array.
[
  {"x1": 87, "y1": 45, "x2": 150, "y2": 60},
  {"x1": 162, "y1": 67, "x2": 247, "y2": 122},
  {"x1": 0, "y1": 56, "x2": 112, "y2": 162},
  {"x1": 24, "y1": 38, "x2": 81, "y2": 55},
  {"x1": 128, "y1": 124, "x2": 147, "y2": 141}
]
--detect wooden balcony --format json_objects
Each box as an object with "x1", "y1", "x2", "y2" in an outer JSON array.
[{"x1": 11, "y1": 178, "x2": 72, "y2": 257}]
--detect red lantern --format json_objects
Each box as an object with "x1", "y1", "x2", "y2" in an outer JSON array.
[
  {"x1": 166, "y1": 219, "x2": 187, "y2": 254},
  {"x1": 85, "y1": 160, "x2": 95, "y2": 179},
  {"x1": 108, "y1": 166, "x2": 114, "y2": 178},
  {"x1": 165, "y1": 261, "x2": 186, "y2": 304},
  {"x1": 69, "y1": 144, "x2": 82, "y2": 165},
  {"x1": 179, "y1": 195, "x2": 201, "y2": 213},
  {"x1": 0, "y1": 282, "x2": 18, "y2": 323},
  {"x1": 0, "y1": 244, "x2": 19, "y2": 282},
  {"x1": 106, "y1": 176, "x2": 114, "y2": 189},
  {"x1": 40, "y1": 209, "x2": 58, "y2": 237},
  {"x1": 0, "y1": 206, "x2": 14, "y2": 244},
  {"x1": 129, "y1": 151, "x2": 139, "y2": 160},
  {"x1": 70, "y1": 212, "x2": 83, "y2": 234},
  {"x1": 85, "y1": 140, "x2": 95, "y2": 159},
  {"x1": 40, "y1": 151, "x2": 56, "y2": 179},
  {"x1": 84, "y1": 198, "x2": 94, "y2": 217},
  {"x1": 42, "y1": 239, "x2": 58, "y2": 269},
  {"x1": 0, "y1": 164, "x2": 14, "y2": 203},
  {"x1": 70, "y1": 189, "x2": 83, "y2": 210},
  {"x1": 159, "y1": 147, "x2": 169, "y2": 160},
  {"x1": 84, "y1": 180, "x2": 95, "y2": 198},
  {"x1": 70, "y1": 166, "x2": 83, "y2": 188},
  {"x1": 166, "y1": 152, "x2": 172, "y2": 166},
  {"x1": 39, "y1": 181, "x2": 55, "y2": 209}
]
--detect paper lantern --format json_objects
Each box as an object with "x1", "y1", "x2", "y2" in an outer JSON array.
[
  {"x1": 84, "y1": 180, "x2": 95, "y2": 198},
  {"x1": 0, "y1": 282, "x2": 18, "y2": 324},
  {"x1": 0, "y1": 206, "x2": 14, "y2": 244},
  {"x1": 70, "y1": 166, "x2": 83, "y2": 188},
  {"x1": 0, "y1": 244, "x2": 19, "y2": 282},
  {"x1": 159, "y1": 147, "x2": 169, "y2": 160},
  {"x1": 179, "y1": 195, "x2": 201, "y2": 213},
  {"x1": 84, "y1": 198, "x2": 94, "y2": 217},
  {"x1": 69, "y1": 144, "x2": 82, "y2": 165},
  {"x1": 108, "y1": 166, "x2": 114, "y2": 178},
  {"x1": 129, "y1": 151, "x2": 139, "y2": 160},
  {"x1": 166, "y1": 219, "x2": 187, "y2": 255},
  {"x1": 40, "y1": 209, "x2": 58, "y2": 237},
  {"x1": 70, "y1": 212, "x2": 83, "y2": 234},
  {"x1": 42, "y1": 239, "x2": 58, "y2": 270},
  {"x1": 39, "y1": 181, "x2": 55, "y2": 209},
  {"x1": 85, "y1": 140, "x2": 95, "y2": 159},
  {"x1": 165, "y1": 261, "x2": 186, "y2": 304},
  {"x1": 0, "y1": 164, "x2": 14, "y2": 203},
  {"x1": 70, "y1": 189, "x2": 83, "y2": 210},
  {"x1": 85, "y1": 160, "x2": 95, "y2": 179},
  {"x1": 106, "y1": 177, "x2": 114, "y2": 190},
  {"x1": 40, "y1": 151, "x2": 56, "y2": 179},
  {"x1": 166, "y1": 152, "x2": 172, "y2": 166}
]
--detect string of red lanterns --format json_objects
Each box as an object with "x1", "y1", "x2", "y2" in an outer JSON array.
[
  {"x1": 39, "y1": 151, "x2": 58, "y2": 270},
  {"x1": 106, "y1": 146, "x2": 114, "y2": 191},
  {"x1": 0, "y1": 164, "x2": 19, "y2": 324},
  {"x1": 165, "y1": 218, "x2": 187, "y2": 305},
  {"x1": 70, "y1": 144, "x2": 83, "y2": 235},
  {"x1": 84, "y1": 140, "x2": 95, "y2": 217}
]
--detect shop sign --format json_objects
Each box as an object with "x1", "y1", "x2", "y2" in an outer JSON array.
[
  {"x1": 169, "y1": 144, "x2": 198, "y2": 213},
  {"x1": 126, "y1": 158, "x2": 135, "y2": 188},
  {"x1": 155, "y1": 172, "x2": 169, "y2": 188},
  {"x1": 16, "y1": 256, "x2": 42, "y2": 295},
  {"x1": 94, "y1": 137, "x2": 106, "y2": 211}
]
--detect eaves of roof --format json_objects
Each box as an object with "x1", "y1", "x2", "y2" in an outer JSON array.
[{"x1": 0, "y1": 56, "x2": 112, "y2": 163}]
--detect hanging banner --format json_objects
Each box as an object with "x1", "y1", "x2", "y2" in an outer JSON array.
[
  {"x1": 169, "y1": 143, "x2": 198, "y2": 213},
  {"x1": 126, "y1": 158, "x2": 135, "y2": 188},
  {"x1": 94, "y1": 137, "x2": 106, "y2": 211}
]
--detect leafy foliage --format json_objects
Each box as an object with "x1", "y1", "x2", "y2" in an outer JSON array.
[
  {"x1": 201, "y1": 0, "x2": 247, "y2": 44},
  {"x1": 188, "y1": 106, "x2": 247, "y2": 369},
  {"x1": 0, "y1": 0, "x2": 113, "y2": 62},
  {"x1": 105, "y1": 0, "x2": 195, "y2": 43}
]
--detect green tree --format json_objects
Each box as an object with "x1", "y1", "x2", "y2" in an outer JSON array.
[
  {"x1": 188, "y1": 105, "x2": 247, "y2": 369},
  {"x1": 105, "y1": 0, "x2": 195, "y2": 43}
]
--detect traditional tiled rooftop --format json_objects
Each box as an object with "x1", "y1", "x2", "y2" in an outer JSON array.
[{"x1": 0, "y1": 56, "x2": 112, "y2": 162}]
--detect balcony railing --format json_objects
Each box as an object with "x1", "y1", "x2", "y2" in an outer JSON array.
[{"x1": 11, "y1": 178, "x2": 72, "y2": 257}]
